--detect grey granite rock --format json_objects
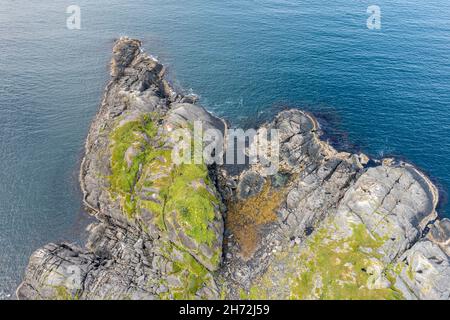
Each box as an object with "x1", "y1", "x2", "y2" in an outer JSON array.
[
  {"x1": 18, "y1": 37, "x2": 450, "y2": 300},
  {"x1": 17, "y1": 37, "x2": 222, "y2": 300},
  {"x1": 396, "y1": 240, "x2": 450, "y2": 300}
]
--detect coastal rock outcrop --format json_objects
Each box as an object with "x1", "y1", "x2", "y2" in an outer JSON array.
[
  {"x1": 18, "y1": 38, "x2": 223, "y2": 300},
  {"x1": 17, "y1": 38, "x2": 450, "y2": 300}
]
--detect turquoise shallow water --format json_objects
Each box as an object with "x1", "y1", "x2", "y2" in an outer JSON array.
[{"x1": 0, "y1": 0, "x2": 449, "y2": 297}]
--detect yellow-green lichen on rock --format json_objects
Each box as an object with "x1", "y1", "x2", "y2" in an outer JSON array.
[
  {"x1": 246, "y1": 219, "x2": 404, "y2": 300},
  {"x1": 53, "y1": 285, "x2": 80, "y2": 301},
  {"x1": 158, "y1": 242, "x2": 219, "y2": 300},
  {"x1": 165, "y1": 163, "x2": 219, "y2": 246},
  {"x1": 109, "y1": 114, "x2": 162, "y2": 220},
  {"x1": 107, "y1": 112, "x2": 223, "y2": 297}
]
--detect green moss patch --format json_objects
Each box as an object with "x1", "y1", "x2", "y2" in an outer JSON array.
[
  {"x1": 110, "y1": 115, "x2": 158, "y2": 193},
  {"x1": 109, "y1": 114, "x2": 161, "y2": 219},
  {"x1": 288, "y1": 223, "x2": 403, "y2": 300},
  {"x1": 245, "y1": 222, "x2": 403, "y2": 300},
  {"x1": 108, "y1": 115, "x2": 219, "y2": 247},
  {"x1": 107, "y1": 113, "x2": 222, "y2": 285},
  {"x1": 165, "y1": 163, "x2": 219, "y2": 246},
  {"x1": 53, "y1": 285, "x2": 80, "y2": 300},
  {"x1": 159, "y1": 243, "x2": 217, "y2": 300}
]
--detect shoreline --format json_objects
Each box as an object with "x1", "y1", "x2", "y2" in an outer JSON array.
[{"x1": 16, "y1": 37, "x2": 450, "y2": 300}]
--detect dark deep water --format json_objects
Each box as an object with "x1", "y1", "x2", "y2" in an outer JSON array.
[{"x1": 0, "y1": 0, "x2": 449, "y2": 297}]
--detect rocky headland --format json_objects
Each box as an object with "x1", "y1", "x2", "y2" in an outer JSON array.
[{"x1": 17, "y1": 38, "x2": 450, "y2": 300}]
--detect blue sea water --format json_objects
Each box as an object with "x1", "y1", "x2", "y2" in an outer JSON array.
[{"x1": 0, "y1": 0, "x2": 449, "y2": 298}]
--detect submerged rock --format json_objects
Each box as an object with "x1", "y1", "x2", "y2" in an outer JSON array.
[{"x1": 17, "y1": 37, "x2": 450, "y2": 300}]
